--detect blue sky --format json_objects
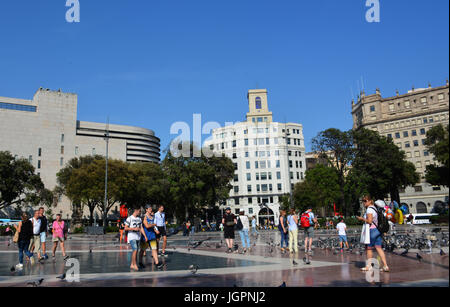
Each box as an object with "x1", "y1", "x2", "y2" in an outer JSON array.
[{"x1": 0, "y1": 0, "x2": 448, "y2": 154}]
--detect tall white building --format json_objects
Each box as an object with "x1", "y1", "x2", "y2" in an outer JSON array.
[
  {"x1": 204, "y1": 89, "x2": 306, "y2": 225},
  {"x1": 0, "y1": 88, "x2": 160, "y2": 219}
]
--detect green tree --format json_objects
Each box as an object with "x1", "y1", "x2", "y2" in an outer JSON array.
[
  {"x1": 56, "y1": 155, "x2": 104, "y2": 226},
  {"x1": 311, "y1": 128, "x2": 354, "y2": 215},
  {"x1": 424, "y1": 124, "x2": 449, "y2": 187},
  {"x1": 293, "y1": 164, "x2": 341, "y2": 215},
  {"x1": 351, "y1": 128, "x2": 420, "y2": 203},
  {"x1": 161, "y1": 144, "x2": 234, "y2": 222},
  {"x1": 0, "y1": 151, "x2": 52, "y2": 210}
]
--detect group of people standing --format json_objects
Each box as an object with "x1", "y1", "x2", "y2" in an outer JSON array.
[
  {"x1": 278, "y1": 207, "x2": 318, "y2": 254},
  {"x1": 13, "y1": 207, "x2": 68, "y2": 270},
  {"x1": 123, "y1": 204, "x2": 167, "y2": 271}
]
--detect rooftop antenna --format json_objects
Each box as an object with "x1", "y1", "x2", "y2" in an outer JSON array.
[
  {"x1": 350, "y1": 85, "x2": 355, "y2": 101},
  {"x1": 361, "y1": 76, "x2": 365, "y2": 92}
]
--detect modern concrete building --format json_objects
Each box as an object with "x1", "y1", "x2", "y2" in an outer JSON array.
[
  {"x1": 204, "y1": 89, "x2": 306, "y2": 226},
  {"x1": 0, "y1": 88, "x2": 160, "y2": 219},
  {"x1": 351, "y1": 81, "x2": 449, "y2": 214}
]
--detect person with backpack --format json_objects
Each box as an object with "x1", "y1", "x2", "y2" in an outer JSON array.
[
  {"x1": 301, "y1": 207, "x2": 317, "y2": 254},
  {"x1": 222, "y1": 208, "x2": 237, "y2": 253},
  {"x1": 237, "y1": 211, "x2": 250, "y2": 254},
  {"x1": 15, "y1": 212, "x2": 36, "y2": 269},
  {"x1": 279, "y1": 210, "x2": 289, "y2": 253},
  {"x1": 357, "y1": 195, "x2": 390, "y2": 272},
  {"x1": 287, "y1": 209, "x2": 298, "y2": 254}
]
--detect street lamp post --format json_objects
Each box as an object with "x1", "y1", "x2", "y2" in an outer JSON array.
[
  {"x1": 104, "y1": 117, "x2": 109, "y2": 229},
  {"x1": 282, "y1": 124, "x2": 293, "y2": 209}
]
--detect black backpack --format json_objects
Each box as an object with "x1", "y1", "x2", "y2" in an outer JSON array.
[
  {"x1": 369, "y1": 206, "x2": 389, "y2": 234},
  {"x1": 236, "y1": 217, "x2": 244, "y2": 231}
]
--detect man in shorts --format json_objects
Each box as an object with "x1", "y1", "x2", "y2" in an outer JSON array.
[
  {"x1": 38, "y1": 207, "x2": 49, "y2": 261},
  {"x1": 303, "y1": 207, "x2": 317, "y2": 254},
  {"x1": 155, "y1": 205, "x2": 167, "y2": 257},
  {"x1": 222, "y1": 207, "x2": 237, "y2": 253},
  {"x1": 29, "y1": 210, "x2": 42, "y2": 261},
  {"x1": 336, "y1": 218, "x2": 349, "y2": 251},
  {"x1": 124, "y1": 208, "x2": 145, "y2": 271}
]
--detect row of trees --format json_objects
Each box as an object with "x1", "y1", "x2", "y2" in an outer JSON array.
[
  {"x1": 293, "y1": 125, "x2": 449, "y2": 216},
  {"x1": 55, "y1": 146, "x2": 234, "y2": 228}
]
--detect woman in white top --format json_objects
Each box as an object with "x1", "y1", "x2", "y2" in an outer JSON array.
[
  {"x1": 357, "y1": 194, "x2": 390, "y2": 272},
  {"x1": 237, "y1": 211, "x2": 251, "y2": 254},
  {"x1": 287, "y1": 208, "x2": 299, "y2": 253}
]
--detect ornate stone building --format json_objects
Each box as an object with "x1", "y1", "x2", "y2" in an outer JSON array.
[{"x1": 351, "y1": 81, "x2": 449, "y2": 213}]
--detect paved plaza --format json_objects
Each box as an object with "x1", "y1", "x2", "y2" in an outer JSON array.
[{"x1": 1, "y1": 227, "x2": 448, "y2": 287}]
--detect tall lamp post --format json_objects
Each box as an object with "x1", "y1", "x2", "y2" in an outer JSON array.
[
  {"x1": 104, "y1": 117, "x2": 109, "y2": 229},
  {"x1": 282, "y1": 123, "x2": 293, "y2": 209}
]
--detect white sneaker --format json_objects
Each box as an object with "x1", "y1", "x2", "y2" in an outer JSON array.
[{"x1": 15, "y1": 263, "x2": 23, "y2": 269}]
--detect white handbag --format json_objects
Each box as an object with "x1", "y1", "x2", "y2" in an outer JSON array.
[{"x1": 360, "y1": 224, "x2": 370, "y2": 244}]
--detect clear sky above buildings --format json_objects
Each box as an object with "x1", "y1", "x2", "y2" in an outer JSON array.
[{"x1": 0, "y1": 0, "x2": 448, "y2": 154}]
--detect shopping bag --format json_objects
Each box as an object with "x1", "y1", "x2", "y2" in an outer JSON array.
[{"x1": 360, "y1": 224, "x2": 370, "y2": 244}]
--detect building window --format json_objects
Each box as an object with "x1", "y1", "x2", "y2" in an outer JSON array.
[
  {"x1": 232, "y1": 153, "x2": 237, "y2": 159},
  {"x1": 370, "y1": 105, "x2": 375, "y2": 112},
  {"x1": 247, "y1": 185, "x2": 252, "y2": 192},
  {"x1": 247, "y1": 173, "x2": 251, "y2": 181},
  {"x1": 248, "y1": 198, "x2": 253, "y2": 204},
  {"x1": 60, "y1": 157, "x2": 64, "y2": 167},
  {"x1": 277, "y1": 183, "x2": 282, "y2": 191},
  {"x1": 424, "y1": 151, "x2": 429, "y2": 157},
  {"x1": 246, "y1": 161, "x2": 250, "y2": 169},
  {"x1": 395, "y1": 132, "x2": 400, "y2": 139},
  {"x1": 38, "y1": 148, "x2": 42, "y2": 157},
  {"x1": 405, "y1": 142, "x2": 410, "y2": 148},
  {"x1": 245, "y1": 152, "x2": 249, "y2": 158},
  {"x1": 403, "y1": 131, "x2": 408, "y2": 138},
  {"x1": 404, "y1": 100, "x2": 410, "y2": 108},
  {"x1": 255, "y1": 97, "x2": 262, "y2": 110},
  {"x1": 389, "y1": 104, "x2": 394, "y2": 112},
  {"x1": 234, "y1": 186, "x2": 239, "y2": 193},
  {"x1": 92, "y1": 148, "x2": 96, "y2": 155},
  {"x1": 244, "y1": 139, "x2": 249, "y2": 146},
  {"x1": 234, "y1": 163, "x2": 238, "y2": 170},
  {"x1": 28, "y1": 155, "x2": 32, "y2": 163},
  {"x1": 420, "y1": 128, "x2": 426, "y2": 135},
  {"x1": 37, "y1": 160, "x2": 41, "y2": 169},
  {"x1": 438, "y1": 93, "x2": 445, "y2": 101},
  {"x1": 75, "y1": 146, "x2": 79, "y2": 155},
  {"x1": 61, "y1": 146, "x2": 64, "y2": 154},
  {"x1": 61, "y1": 134, "x2": 65, "y2": 143},
  {"x1": 412, "y1": 130, "x2": 417, "y2": 136},
  {"x1": 387, "y1": 134, "x2": 392, "y2": 139},
  {"x1": 232, "y1": 140, "x2": 236, "y2": 148},
  {"x1": 234, "y1": 174, "x2": 239, "y2": 182},
  {"x1": 248, "y1": 207, "x2": 253, "y2": 214},
  {"x1": 414, "y1": 186, "x2": 423, "y2": 192},
  {"x1": 276, "y1": 172, "x2": 281, "y2": 180},
  {"x1": 0, "y1": 102, "x2": 37, "y2": 112},
  {"x1": 413, "y1": 140, "x2": 419, "y2": 147},
  {"x1": 276, "y1": 160, "x2": 280, "y2": 168}
]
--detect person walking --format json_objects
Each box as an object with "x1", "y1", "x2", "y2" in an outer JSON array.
[
  {"x1": 279, "y1": 210, "x2": 289, "y2": 253},
  {"x1": 336, "y1": 218, "x2": 349, "y2": 251},
  {"x1": 237, "y1": 211, "x2": 250, "y2": 254},
  {"x1": 124, "y1": 208, "x2": 145, "y2": 271},
  {"x1": 222, "y1": 208, "x2": 237, "y2": 253},
  {"x1": 251, "y1": 216, "x2": 259, "y2": 236},
  {"x1": 38, "y1": 207, "x2": 49, "y2": 260},
  {"x1": 51, "y1": 214, "x2": 69, "y2": 260},
  {"x1": 287, "y1": 209, "x2": 298, "y2": 254},
  {"x1": 118, "y1": 219, "x2": 125, "y2": 244},
  {"x1": 357, "y1": 195, "x2": 390, "y2": 272},
  {"x1": 29, "y1": 210, "x2": 42, "y2": 260},
  {"x1": 155, "y1": 205, "x2": 168, "y2": 257},
  {"x1": 15, "y1": 213, "x2": 35, "y2": 269},
  {"x1": 301, "y1": 207, "x2": 318, "y2": 254}
]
